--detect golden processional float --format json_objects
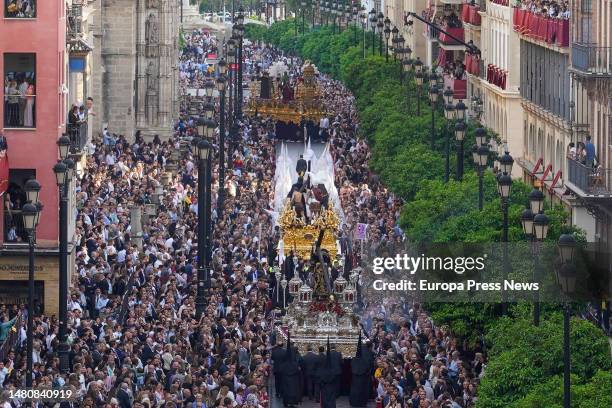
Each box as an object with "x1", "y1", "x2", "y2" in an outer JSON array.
[
  {"x1": 244, "y1": 62, "x2": 328, "y2": 126},
  {"x1": 247, "y1": 62, "x2": 361, "y2": 355}
]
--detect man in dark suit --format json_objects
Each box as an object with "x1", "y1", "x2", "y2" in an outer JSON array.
[
  {"x1": 330, "y1": 344, "x2": 343, "y2": 396},
  {"x1": 296, "y1": 154, "x2": 307, "y2": 177},
  {"x1": 302, "y1": 345, "x2": 318, "y2": 400},
  {"x1": 116, "y1": 382, "x2": 132, "y2": 408},
  {"x1": 271, "y1": 339, "x2": 286, "y2": 398}
]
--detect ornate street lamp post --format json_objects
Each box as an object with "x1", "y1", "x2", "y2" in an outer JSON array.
[
  {"x1": 454, "y1": 99, "x2": 467, "y2": 180},
  {"x1": 443, "y1": 87, "x2": 455, "y2": 183},
  {"x1": 472, "y1": 128, "x2": 489, "y2": 210},
  {"x1": 23, "y1": 179, "x2": 41, "y2": 387},
  {"x1": 497, "y1": 149, "x2": 514, "y2": 316},
  {"x1": 557, "y1": 233, "x2": 577, "y2": 408}
]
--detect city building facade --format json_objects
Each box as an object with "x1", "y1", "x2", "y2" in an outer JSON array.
[
  {"x1": 567, "y1": 0, "x2": 612, "y2": 263},
  {"x1": 0, "y1": 0, "x2": 73, "y2": 314},
  {"x1": 85, "y1": 0, "x2": 181, "y2": 140}
]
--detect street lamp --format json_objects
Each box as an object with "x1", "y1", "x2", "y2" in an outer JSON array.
[
  {"x1": 429, "y1": 84, "x2": 438, "y2": 150},
  {"x1": 443, "y1": 87, "x2": 455, "y2": 183},
  {"x1": 369, "y1": 9, "x2": 377, "y2": 56},
  {"x1": 301, "y1": 0, "x2": 306, "y2": 33},
  {"x1": 376, "y1": 13, "x2": 384, "y2": 56},
  {"x1": 52, "y1": 136, "x2": 74, "y2": 373},
  {"x1": 23, "y1": 179, "x2": 41, "y2": 388},
  {"x1": 556, "y1": 233, "x2": 577, "y2": 408},
  {"x1": 473, "y1": 128, "x2": 488, "y2": 210},
  {"x1": 497, "y1": 149, "x2": 513, "y2": 316},
  {"x1": 524, "y1": 187, "x2": 549, "y2": 326},
  {"x1": 195, "y1": 137, "x2": 212, "y2": 317},
  {"x1": 216, "y1": 61, "x2": 227, "y2": 217},
  {"x1": 455, "y1": 100, "x2": 467, "y2": 180}
]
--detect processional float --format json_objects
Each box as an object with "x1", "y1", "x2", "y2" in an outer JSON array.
[{"x1": 247, "y1": 62, "x2": 361, "y2": 355}]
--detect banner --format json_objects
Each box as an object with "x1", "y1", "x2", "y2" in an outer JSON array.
[
  {"x1": 354, "y1": 223, "x2": 367, "y2": 241},
  {"x1": 0, "y1": 152, "x2": 8, "y2": 195}
]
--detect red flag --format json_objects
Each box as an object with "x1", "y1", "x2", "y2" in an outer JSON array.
[{"x1": 0, "y1": 152, "x2": 8, "y2": 194}]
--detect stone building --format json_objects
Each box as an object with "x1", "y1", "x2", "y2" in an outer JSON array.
[{"x1": 85, "y1": 0, "x2": 180, "y2": 140}]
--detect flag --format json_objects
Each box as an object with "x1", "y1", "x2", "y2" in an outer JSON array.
[{"x1": 0, "y1": 152, "x2": 8, "y2": 195}]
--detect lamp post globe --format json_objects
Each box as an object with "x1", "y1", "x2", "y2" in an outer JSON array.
[
  {"x1": 24, "y1": 179, "x2": 41, "y2": 204},
  {"x1": 533, "y1": 212, "x2": 550, "y2": 241},
  {"x1": 496, "y1": 173, "x2": 512, "y2": 198},
  {"x1": 529, "y1": 188, "x2": 545, "y2": 214},
  {"x1": 475, "y1": 127, "x2": 487, "y2": 146},
  {"x1": 499, "y1": 150, "x2": 514, "y2": 174},
  {"x1": 57, "y1": 135, "x2": 71, "y2": 159},
  {"x1": 22, "y1": 202, "x2": 39, "y2": 232},
  {"x1": 53, "y1": 161, "x2": 68, "y2": 187},
  {"x1": 558, "y1": 234, "x2": 577, "y2": 264}
]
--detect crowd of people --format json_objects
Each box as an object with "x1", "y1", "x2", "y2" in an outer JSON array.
[
  {"x1": 3, "y1": 75, "x2": 35, "y2": 128},
  {"x1": 0, "y1": 26, "x2": 490, "y2": 408},
  {"x1": 517, "y1": 0, "x2": 571, "y2": 19}
]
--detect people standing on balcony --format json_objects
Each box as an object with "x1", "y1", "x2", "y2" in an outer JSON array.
[
  {"x1": 23, "y1": 78, "x2": 35, "y2": 127},
  {"x1": 17, "y1": 76, "x2": 28, "y2": 127},
  {"x1": 4, "y1": 79, "x2": 20, "y2": 127},
  {"x1": 584, "y1": 135, "x2": 597, "y2": 168},
  {"x1": 68, "y1": 104, "x2": 80, "y2": 128}
]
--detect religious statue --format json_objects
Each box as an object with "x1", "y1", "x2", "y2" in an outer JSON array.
[
  {"x1": 259, "y1": 71, "x2": 272, "y2": 99},
  {"x1": 313, "y1": 264, "x2": 327, "y2": 300},
  {"x1": 146, "y1": 62, "x2": 157, "y2": 93},
  {"x1": 145, "y1": 14, "x2": 158, "y2": 44}
]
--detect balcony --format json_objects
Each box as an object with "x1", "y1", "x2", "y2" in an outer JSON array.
[
  {"x1": 465, "y1": 53, "x2": 481, "y2": 76},
  {"x1": 443, "y1": 74, "x2": 467, "y2": 100},
  {"x1": 67, "y1": 122, "x2": 88, "y2": 153},
  {"x1": 486, "y1": 64, "x2": 507, "y2": 90},
  {"x1": 423, "y1": 23, "x2": 440, "y2": 41},
  {"x1": 571, "y1": 43, "x2": 612, "y2": 76},
  {"x1": 439, "y1": 26, "x2": 465, "y2": 46},
  {"x1": 462, "y1": 3, "x2": 482, "y2": 27},
  {"x1": 566, "y1": 158, "x2": 612, "y2": 197},
  {"x1": 490, "y1": 0, "x2": 510, "y2": 5},
  {"x1": 513, "y1": 8, "x2": 569, "y2": 48},
  {"x1": 4, "y1": 210, "x2": 25, "y2": 243}
]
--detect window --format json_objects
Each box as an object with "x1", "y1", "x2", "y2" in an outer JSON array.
[
  {"x1": 3, "y1": 53, "x2": 36, "y2": 128},
  {"x1": 3, "y1": 169, "x2": 35, "y2": 243},
  {"x1": 4, "y1": 0, "x2": 36, "y2": 18}
]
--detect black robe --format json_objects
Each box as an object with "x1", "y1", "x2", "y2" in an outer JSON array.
[
  {"x1": 280, "y1": 351, "x2": 302, "y2": 405},
  {"x1": 318, "y1": 366, "x2": 337, "y2": 408},
  {"x1": 349, "y1": 356, "x2": 372, "y2": 407}
]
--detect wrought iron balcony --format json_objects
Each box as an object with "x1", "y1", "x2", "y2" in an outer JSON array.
[
  {"x1": 566, "y1": 158, "x2": 612, "y2": 197},
  {"x1": 67, "y1": 122, "x2": 88, "y2": 153},
  {"x1": 571, "y1": 43, "x2": 612, "y2": 76}
]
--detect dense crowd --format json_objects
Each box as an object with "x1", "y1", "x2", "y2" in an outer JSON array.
[
  {"x1": 517, "y1": 0, "x2": 571, "y2": 19},
  {"x1": 0, "y1": 27, "x2": 490, "y2": 408}
]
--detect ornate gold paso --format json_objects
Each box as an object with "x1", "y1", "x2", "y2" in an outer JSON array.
[
  {"x1": 245, "y1": 62, "x2": 328, "y2": 124},
  {"x1": 279, "y1": 201, "x2": 339, "y2": 261}
]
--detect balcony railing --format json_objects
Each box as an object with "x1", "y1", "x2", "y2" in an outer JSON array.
[
  {"x1": 513, "y1": 8, "x2": 569, "y2": 47},
  {"x1": 572, "y1": 43, "x2": 612, "y2": 75},
  {"x1": 486, "y1": 64, "x2": 508, "y2": 90},
  {"x1": 465, "y1": 54, "x2": 481, "y2": 76},
  {"x1": 4, "y1": 0, "x2": 36, "y2": 18},
  {"x1": 567, "y1": 158, "x2": 612, "y2": 196},
  {"x1": 4, "y1": 209, "x2": 25, "y2": 243},
  {"x1": 68, "y1": 122, "x2": 88, "y2": 153},
  {"x1": 490, "y1": 0, "x2": 510, "y2": 5},
  {"x1": 3, "y1": 94, "x2": 36, "y2": 128},
  {"x1": 444, "y1": 74, "x2": 467, "y2": 100},
  {"x1": 439, "y1": 27, "x2": 465, "y2": 46},
  {"x1": 0, "y1": 312, "x2": 23, "y2": 362},
  {"x1": 462, "y1": 3, "x2": 482, "y2": 26}
]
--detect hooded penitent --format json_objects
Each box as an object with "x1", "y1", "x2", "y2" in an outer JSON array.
[
  {"x1": 319, "y1": 337, "x2": 337, "y2": 408},
  {"x1": 279, "y1": 333, "x2": 301, "y2": 406},
  {"x1": 349, "y1": 331, "x2": 372, "y2": 407}
]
